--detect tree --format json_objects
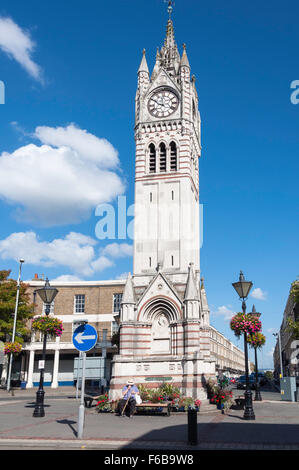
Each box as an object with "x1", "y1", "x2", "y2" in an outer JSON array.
[{"x1": 0, "y1": 270, "x2": 34, "y2": 344}]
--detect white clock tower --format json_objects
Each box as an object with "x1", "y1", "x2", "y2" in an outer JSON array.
[
  {"x1": 134, "y1": 19, "x2": 201, "y2": 278},
  {"x1": 110, "y1": 3, "x2": 215, "y2": 401}
]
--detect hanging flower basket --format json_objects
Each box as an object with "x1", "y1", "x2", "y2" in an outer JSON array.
[
  {"x1": 32, "y1": 316, "x2": 64, "y2": 338},
  {"x1": 230, "y1": 313, "x2": 262, "y2": 337},
  {"x1": 4, "y1": 341, "x2": 22, "y2": 356},
  {"x1": 247, "y1": 332, "x2": 266, "y2": 349}
]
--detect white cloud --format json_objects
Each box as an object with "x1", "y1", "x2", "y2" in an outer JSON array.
[
  {"x1": 0, "y1": 231, "x2": 114, "y2": 277},
  {"x1": 251, "y1": 288, "x2": 267, "y2": 301},
  {"x1": 51, "y1": 275, "x2": 83, "y2": 282},
  {"x1": 116, "y1": 272, "x2": 130, "y2": 280},
  {"x1": 211, "y1": 305, "x2": 236, "y2": 321},
  {"x1": 0, "y1": 124, "x2": 125, "y2": 226},
  {"x1": 35, "y1": 124, "x2": 119, "y2": 168},
  {"x1": 101, "y1": 243, "x2": 133, "y2": 258},
  {"x1": 0, "y1": 16, "x2": 42, "y2": 82},
  {"x1": 267, "y1": 327, "x2": 277, "y2": 334},
  {"x1": 266, "y1": 347, "x2": 275, "y2": 357}
]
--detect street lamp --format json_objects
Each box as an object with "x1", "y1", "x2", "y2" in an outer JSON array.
[
  {"x1": 251, "y1": 305, "x2": 262, "y2": 401},
  {"x1": 7, "y1": 259, "x2": 25, "y2": 392},
  {"x1": 273, "y1": 332, "x2": 283, "y2": 379},
  {"x1": 232, "y1": 270, "x2": 255, "y2": 420},
  {"x1": 33, "y1": 278, "x2": 59, "y2": 418}
]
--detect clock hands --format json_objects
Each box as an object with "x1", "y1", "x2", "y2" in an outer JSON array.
[{"x1": 148, "y1": 90, "x2": 178, "y2": 116}]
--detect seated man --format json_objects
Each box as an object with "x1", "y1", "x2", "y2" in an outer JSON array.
[{"x1": 118, "y1": 379, "x2": 140, "y2": 418}]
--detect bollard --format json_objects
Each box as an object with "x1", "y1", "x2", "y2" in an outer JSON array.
[{"x1": 187, "y1": 408, "x2": 198, "y2": 446}]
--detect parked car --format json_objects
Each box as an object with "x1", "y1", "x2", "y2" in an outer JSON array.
[
  {"x1": 250, "y1": 373, "x2": 267, "y2": 386},
  {"x1": 236, "y1": 375, "x2": 256, "y2": 390}
]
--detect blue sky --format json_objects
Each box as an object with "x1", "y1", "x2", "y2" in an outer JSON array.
[{"x1": 0, "y1": 0, "x2": 298, "y2": 368}]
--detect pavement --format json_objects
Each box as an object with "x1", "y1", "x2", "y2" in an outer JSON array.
[{"x1": 0, "y1": 385, "x2": 298, "y2": 451}]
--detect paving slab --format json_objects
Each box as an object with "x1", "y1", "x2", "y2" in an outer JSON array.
[{"x1": 0, "y1": 386, "x2": 298, "y2": 451}]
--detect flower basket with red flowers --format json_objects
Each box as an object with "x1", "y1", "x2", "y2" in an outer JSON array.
[
  {"x1": 230, "y1": 313, "x2": 262, "y2": 338},
  {"x1": 211, "y1": 389, "x2": 234, "y2": 411},
  {"x1": 4, "y1": 341, "x2": 22, "y2": 356},
  {"x1": 96, "y1": 394, "x2": 113, "y2": 412},
  {"x1": 32, "y1": 316, "x2": 64, "y2": 338}
]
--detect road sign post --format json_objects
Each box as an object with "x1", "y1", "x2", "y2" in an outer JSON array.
[
  {"x1": 77, "y1": 352, "x2": 86, "y2": 439},
  {"x1": 72, "y1": 324, "x2": 97, "y2": 439}
]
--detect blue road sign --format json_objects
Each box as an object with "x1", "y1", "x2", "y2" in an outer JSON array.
[{"x1": 72, "y1": 324, "x2": 98, "y2": 352}]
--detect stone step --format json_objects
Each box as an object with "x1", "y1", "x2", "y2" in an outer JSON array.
[{"x1": 200, "y1": 404, "x2": 220, "y2": 413}]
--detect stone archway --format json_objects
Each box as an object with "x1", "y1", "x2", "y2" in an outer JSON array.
[
  {"x1": 140, "y1": 297, "x2": 181, "y2": 356},
  {"x1": 151, "y1": 311, "x2": 171, "y2": 354}
]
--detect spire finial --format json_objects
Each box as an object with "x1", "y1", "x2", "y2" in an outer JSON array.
[{"x1": 166, "y1": 0, "x2": 174, "y2": 18}]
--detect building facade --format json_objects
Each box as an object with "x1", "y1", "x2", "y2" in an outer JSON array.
[
  {"x1": 0, "y1": 277, "x2": 125, "y2": 388},
  {"x1": 273, "y1": 282, "x2": 299, "y2": 379},
  {"x1": 0, "y1": 277, "x2": 247, "y2": 388}
]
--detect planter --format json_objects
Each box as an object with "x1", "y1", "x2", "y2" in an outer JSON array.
[{"x1": 217, "y1": 403, "x2": 224, "y2": 410}]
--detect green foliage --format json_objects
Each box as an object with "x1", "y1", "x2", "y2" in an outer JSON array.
[
  {"x1": 265, "y1": 371, "x2": 273, "y2": 381},
  {"x1": 287, "y1": 317, "x2": 299, "y2": 340},
  {"x1": 291, "y1": 281, "x2": 299, "y2": 304},
  {"x1": 137, "y1": 384, "x2": 152, "y2": 401},
  {"x1": 0, "y1": 270, "x2": 34, "y2": 343},
  {"x1": 157, "y1": 382, "x2": 181, "y2": 399}
]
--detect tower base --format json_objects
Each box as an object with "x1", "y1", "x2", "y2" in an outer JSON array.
[{"x1": 109, "y1": 352, "x2": 216, "y2": 400}]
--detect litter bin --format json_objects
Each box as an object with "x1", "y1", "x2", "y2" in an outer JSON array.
[{"x1": 20, "y1": 381, "x2": 27, "y2": 390}]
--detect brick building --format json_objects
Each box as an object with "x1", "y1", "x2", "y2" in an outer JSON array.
[{"x1": 18, "y1": 277, "x2": 125, "y2": 388}]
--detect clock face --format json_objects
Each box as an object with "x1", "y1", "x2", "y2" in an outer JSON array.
[{"x1": 148, "y1": 89, "x2": 179, "y2": 118}]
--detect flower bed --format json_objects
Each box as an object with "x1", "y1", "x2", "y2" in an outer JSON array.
[
  {"x1": 95, "y1": 394, "x2": 118, "y2": 413},
  {"x1": 125, "y1": 383, "x2": 201, "y2": 413},
  {"x1": 32, "y1": 316, "x2": 64, "y2": 338},
  {"x1": 230, "y1": 313, "x2": 262, "y2": 337}
]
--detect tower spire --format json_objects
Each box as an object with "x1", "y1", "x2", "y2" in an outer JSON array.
[
  {"x1": 160, "y1": 1, "x2": 180, "y2": 72},
  {"x1": 167, "y1": 0, "x2": 174, "y2": 18}
]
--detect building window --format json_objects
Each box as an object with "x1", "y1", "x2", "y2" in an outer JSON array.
[
  {"x1": 159, "y1": 142, "x2": 167, "y2": 172},
  {"x1": 170, "y1": 141, "x2": 177, "y2": 171},
  {"x1": 112, "y1": 321, "x2": 119, "y2": 335},
  {"x1": 113, "y1": 293, "x2": 123, "y2": 313},
  {"x1": 149, "y1": 143, "x2": 156, "y2": 173},
  {"x1": 74, "y1": 295, "x2": 85, "y2": 314}
]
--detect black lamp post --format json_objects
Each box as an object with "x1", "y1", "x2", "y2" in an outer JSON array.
[
  {"x1": 33, "y1": 278, "x2": 58, "y2": 418},
  {"x1": 232, "y1": 271, "x2": 255, "y2": 420},
  {"x1": 250, "y1": 305, "x2": 262, "y2": 401}
]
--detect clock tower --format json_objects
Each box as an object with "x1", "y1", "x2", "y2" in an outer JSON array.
[
  {"x1": 110, "y1": 3, "x2": 215, "y2": 401},
  {"x1": 134, "y1": 15, "x2": 201, "y2": 279}
]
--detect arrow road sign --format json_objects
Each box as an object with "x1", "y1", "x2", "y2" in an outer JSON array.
[{"x1": 72, "y1": 324, "x2": 98, "y2": 352}]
